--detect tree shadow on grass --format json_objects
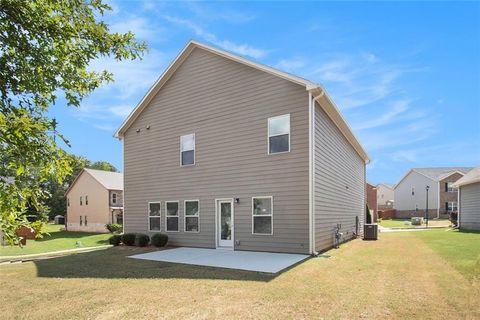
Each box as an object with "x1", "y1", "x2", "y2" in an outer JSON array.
[{"x1": 33, "y1": 247, "x2": 294, "y2": 282}]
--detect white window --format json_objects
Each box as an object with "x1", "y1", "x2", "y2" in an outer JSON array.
[
  {"x1": 184, "y1": 200, "x2": 199, "y2": 232},
  {"x1": 85, "y1": 215, "x2": 88, "y2": 226},
  {"x1": 148, "y1": 202, "x2": 161, "y2": 231},
  {"x1": 112, "y1": 193, "x2": 117, "y2": 204},
  {"x1": 80, "y1": 196, "x2": 83, "y2": 206},
  {"x1": 80, "y1": 215, "x2": 83, "y2": 226},
  {"x1": 165, "y1": 201, "x2": 179, "y2": 232},
  {"x1": 85, "y1": 195, "x2": 88, "y2": 205},
  {"x1": 252, "y1": 197, "x2": 273, "y2": 235},
  {"x1": 180, "y1": 133, "x2": 195, "y2": 166},
  {"x1": 447, "y1": 202, "x2": 458, "y2": 212},
  {"x1": 411, "y1": 187, "x2": 415, "y2": 196},
  {"x1": 447, "y1": 182, "x2": 457, "y2": 192},
  {"x1": 268, "y1": 114, "x2": 290, "y2": 154}
]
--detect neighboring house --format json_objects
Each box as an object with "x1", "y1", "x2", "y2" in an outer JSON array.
[
  {"x1": 114, "y1": 41, "x2": 370, "y2": 255},
  {"x1": 366, "y1": 183, "x2": 377, "y2": 221},
  {"x1": 377, "y1": 183, "x2": 394, "y2": 209},
  {"x1": 453, "y1": 167, "x2": 480, "y2": 231},
  {"x1": 65, "y1": 168, "x2": 124, "y2": 232},
  {"x1": 394, "y1": 167, "x2": 473, "y2": 219}
]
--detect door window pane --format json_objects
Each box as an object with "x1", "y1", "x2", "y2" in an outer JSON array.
[{"x1": 220, "y1": 202, "x2": 232, "y2": 240}]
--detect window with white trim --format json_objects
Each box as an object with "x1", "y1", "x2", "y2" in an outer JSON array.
[
  {"x1": 447, "y1": 201, "x2": 458, "y2": 212},
  {"x1": 80, "y1": 215, "x2": 83, "y2": 226},
  {"x1": 148, "y1": 202, "x2": 161, "y2": 231},
  {"x1": 85, "y1": 195, "x2": 88, "y2": 205},
  {"x1": 252, "y1": 197, "x2": 273, "y2": 235},
  {"x1": 112, "y1": 193, "x2": 117, "y2": 204},
  {"x1": 411, "y1": 187, "x2": 415, "y2": 196},
  {"x1": 184, "y1": 200, "x2": 199, "y2": 232},
  {"x1": 80, "y1": 196, "x2": 83, "y2": 206},
  {"x1": 165, "y1": 201, "x2": 179, "y2": 232},
  {"x1": 85, "y1": 215, "x2": 88, "y2": 226},
  {"x1": 268, "y1": 114, "x2": 290, "y2": 154},
  {"x1": 446, "y1": 182, "x2": 457, "y2": 192},
  {"x1": 180, "y1": 133, "x2": 195, "y2": 166}
]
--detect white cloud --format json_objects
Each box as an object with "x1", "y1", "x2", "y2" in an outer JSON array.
[
  {"x1": 275, "y1": 58, "x2": 306, "y2": 72},
  {"x1": 109, "y1": 16, "x2": 158, "y2": 41},
  {"x1": 353, "y1": 100, "x2": 410, "y2": 130},
  {"x1": 163, "y1": 15, "x2": 267, "y2": 59}
]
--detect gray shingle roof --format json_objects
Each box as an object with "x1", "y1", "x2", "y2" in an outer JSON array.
[
  {"x1": 84, "y1": 168, "x2": 123, "y2": 190},
  {"x1": 413, "y1": 167, "x2": 473, "y2": 181}
]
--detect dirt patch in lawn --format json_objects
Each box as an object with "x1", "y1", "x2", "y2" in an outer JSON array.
[{"x1": 0, "y1": 233, "x2": 478, "y2": 319}]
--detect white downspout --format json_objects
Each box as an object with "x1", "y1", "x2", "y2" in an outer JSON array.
[{"x1": 308, "y1": 91, "x2": 315, "y2": 255}]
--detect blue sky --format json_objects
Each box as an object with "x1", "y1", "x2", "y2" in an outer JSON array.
[{"x1": 50, "y1": 1, "x2": 480, "y2": 184}]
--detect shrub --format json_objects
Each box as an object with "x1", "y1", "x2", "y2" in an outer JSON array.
[
  {"x1": 105, "y1": 223, "x2": 123, "y2": 233},
  {"x1": 121, "y1": 233, "x2": 136, "y2": 246},
  {"x1": 450, "y1": 212, "x2": 458, "y2": 227},
  {"x1": 109, "y1": 234, "x2": 122, "y2": 246},
  {"x1": 151, "y1": 233, "x2": 168, "y2": 247},
  {"x1": 135, "y1": 233, "x2": 150, "y2": 247}
]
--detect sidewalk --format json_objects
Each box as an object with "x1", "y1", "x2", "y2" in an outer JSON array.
[
  {"x1": 0, "y1": 245, "x2": 112, "y2": 263},
  {"x1": 378, "y1": 225, "x2": 451, "y2": 233}
]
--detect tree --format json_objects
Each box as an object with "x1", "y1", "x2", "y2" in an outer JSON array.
[
  {"x1": 0, "y1": 1, "x2": 147, "y2": 244},
  {"x1": 89, "y1": 161, "x2": 118, "y2": 172}
]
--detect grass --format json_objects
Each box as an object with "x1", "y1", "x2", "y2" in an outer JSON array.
[
  {"x1": 379, "y1": 218, "x2": 451, "y2": 228},
  {"x1": 413, "y1": 229, "x2": 480, "y2": 280},
  {"x1": 0, "y1": 224, "x2": 110, "y2": 257},
  {"x1": 0, "y1": 229, "x2": 479, "y2": 319}
]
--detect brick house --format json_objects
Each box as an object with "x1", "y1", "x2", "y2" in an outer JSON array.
[{"x1": 394, "y1": 167, "x2": 473, "y2": 219}]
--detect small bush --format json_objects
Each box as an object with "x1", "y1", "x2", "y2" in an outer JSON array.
[
  {"x1": 135, "y1": 233, "x2": 150, "y2": 247},
  {"x1": 105, "y1": 223, "x2": 123, "y2": 233},
  {"x1": 121, "y1": 233, "x2": 136, "y2": 246},
  {"x1": 109, "y1": 234, "x2": 122, "y2": 246},
  {"x1": 151, "y1": 233, "x2": 168, "y2": 247}
]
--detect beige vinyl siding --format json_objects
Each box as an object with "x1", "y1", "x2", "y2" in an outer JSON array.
[
  {"x1": 123, "y1": 48, "x2": 310, "y2": 253},
  {"x1": 66, "y1": 171, "x2": 110, "y2": 233},
  {"x1": 459, "y1": 182, "x2": 480, "y2": 230},
  {"x1": 314, "y1": 102, "x2": 365, "y2": 252}
]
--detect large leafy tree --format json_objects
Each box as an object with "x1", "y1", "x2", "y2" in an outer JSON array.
[{"x1": 0, "y1": 0, "x2": 147, "y2": 244}]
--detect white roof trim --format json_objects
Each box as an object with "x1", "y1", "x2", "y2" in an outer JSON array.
[
  {"x1": 437, "y1": 170, "x2": 465, "y2": 181},
  {"x1": 394, "y1": 169, "x2": 436, "y2": 189},
  {"x1": 114, "y1": 40, "x2": 369, "y2": 162}
]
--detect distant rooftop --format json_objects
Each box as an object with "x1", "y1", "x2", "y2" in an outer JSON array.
[
  {"x1": 413, "y1": 167, "x2": 473, "y2": 181},
  {"x1": 453, "y1": 167, "x2": 480, "y2": 187},
  {"x1": 83, "y1": 168, "x2": 123, "y2": 190}
]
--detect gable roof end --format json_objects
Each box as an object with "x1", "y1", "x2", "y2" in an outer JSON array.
[
  {"x1": 453, "y1": 167, "x2": 480, "y2": 187},
  {"x1": 114, "y1": 40, "x2": 369, "y2": 163},
  {"x1": 65, "y1": 168, "x2": 123, "y2": 196}
]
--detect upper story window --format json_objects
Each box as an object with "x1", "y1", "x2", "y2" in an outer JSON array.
[
  {"x1": 446, "y1": 182, "x2": 457, "y2": 193},
  {"x1": 67, "y1": 198, "x2": 70, "y2": 207},
  {"x1": 85, "y1": 195, "x2": 88, "y2": 205},
  {"x1": 181, "y1": 133, "x2": 195, "y2": 166},
  {"x1": 80, "y1": 196, "x2": 83, "y2": 206},
  {"x1": 268, "y1": 114, "x2": 290, "y2": 154},
  {"x1": 411, "y1": 187, "x2": 415, "y2": 196},
  {"x1": 112, "y1": 193, "x2": 117, "y2": 204}
]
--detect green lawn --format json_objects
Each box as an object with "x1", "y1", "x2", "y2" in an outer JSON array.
[
  {"x1": 413, "y1": 229, "x2": 480, "y2": 280},
  {"x1": 0, "y1": 224, "x2": 110, "y2": 257},
  {"x1": 0, "y1": 228, "x2": 478, "y2": 319},
  {"x1": 379, "y1": 218, "x2": 451, "y2": 228}
]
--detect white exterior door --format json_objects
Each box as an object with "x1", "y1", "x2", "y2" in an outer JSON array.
[{"x1": 217, "y1": 200, "x2": 233, "y2": 248}]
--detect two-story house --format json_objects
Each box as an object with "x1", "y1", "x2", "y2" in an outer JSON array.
[
  {"x1": 65, "y1": 168, "x2": 124, "y2": 232},
  {"x1": 376, "y1": 183, "x2": 394, "y2": 209},
  {"x1": 115, "y1": 41, "x2": 370, "y2": 255},
  {"x1": 394, "y1": 167, "x2": 472, "y2": 219}
]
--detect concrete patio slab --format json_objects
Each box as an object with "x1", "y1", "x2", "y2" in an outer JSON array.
[{"x1": 128, "y1": 247, "x2": 309, "y2": 273}]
